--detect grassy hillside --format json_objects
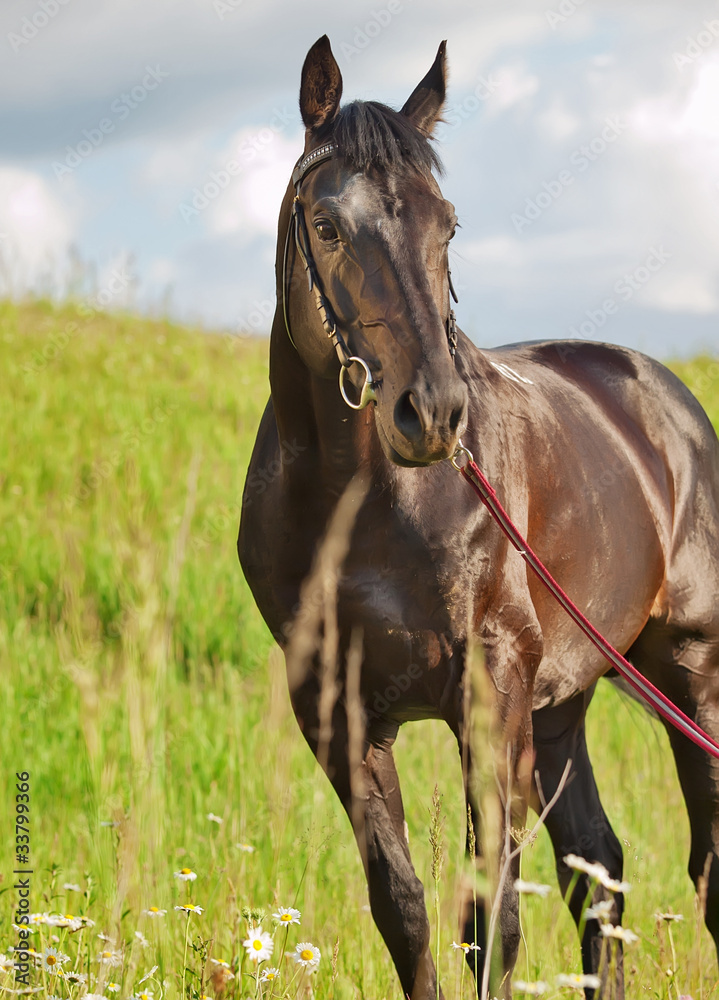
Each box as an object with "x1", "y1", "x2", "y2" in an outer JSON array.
[{"x1": 1, "y1": 298, "x2": 718, "y2": 999}]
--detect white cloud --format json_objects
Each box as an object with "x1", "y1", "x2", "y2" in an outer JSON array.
[
  {"x1": 205, "y1": 129, "x2": 299, "y2": 239},
  {"x1": 0, "y1": 167, "x2": 74, "y2": 293}
]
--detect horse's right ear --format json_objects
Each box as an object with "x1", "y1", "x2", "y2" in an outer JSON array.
[{"x1": 299, "y1": 35, "x2": 343, "y2": 134}]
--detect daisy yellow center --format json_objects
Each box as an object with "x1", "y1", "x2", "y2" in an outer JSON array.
[
  {"x1": 301, "y1": 949, "x2": 314, "y2": 961},
  {"x1": 103, "y1": 952, "x2": 113, "y2": 958},
  {"x1": 181, "y1": 868, "x2": 192, "y2": 874},
  {"x1": 266, "y1": 973, "x2": 275, "y2": 980},
  {"x1": 461, "y1": 943, "x2": 469, "y2": 949},
  {"x1": 47, "y1": 955, "x2": 57, "y2": 966},
  {"x1": 149, "y1": 906, "x2": 159, "y2": 912},
  {"x1": 281, "y1": 914, "x2": 291, "y2": 921},
  {"x1": 253, "y1": 940, "x2": 263, "y2": 950}
]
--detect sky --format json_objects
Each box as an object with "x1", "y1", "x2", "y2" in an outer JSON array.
[{"x1": 2, "y1": 0, "x2": 719, "y2": 359}]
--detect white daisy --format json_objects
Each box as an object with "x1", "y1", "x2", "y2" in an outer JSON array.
[
  {"x1": 174, "y1": 868, "x2": 197, "y2": 882},
  {"x1": 142, "y1": 907, "x2": 167, "y2": 918},
  {"x1": 107, "y1": 983, "x2": 121, "y2": 993},
  {"x1": 243, "y1": 928, "x2": 274, "y2": 963},
  {"x1": 563, "y1": 855, "x2": 610, "y2": 883},
  {"x1": 139, "y1": 965, "x2": 159, "y2": 984},
  {"x1": 97, "y1": 948, "x2": 123, "y2": 966},
  {"x1": 62, "y1": 884, "x2": 83, "y2": 893},
  {"x1": 556, "y1": 973, "x2": 601, "y2": 989},
  {"x1": 272, "y1": 906, "x2": 301, "y2": 926},
  {"x1": 260, "y1": 967, "x2": 280, "y2": 983},
  {"x1": 293, "y1": 942, "x2": 321, "y2": 970},
  {"x1": 61, "y1": 971, "x2": 88, "y2": 985},
  {"x1": 135, "y1": 931, "x2": 149, "y2": 947},
  {"x1": 512, "y1": 981, "x2": 548, "y2": 995},
  {"x1": 599, "y1": 924, "x2": 639, "y2": 944},
  {"x1": 513, "y1": 878, "x2": 552, "y2": 898},
  {"x1": 585, "y1": 900, "x2": 614, "y2": 922},
  {"x1": 41, "y1": 948, "x2": 68, "y2": 973},
  {"x1": 563, "y1": 855, "x2": 630, "y2": 893},
  {"x1": 175, "y1": 904, "x2": 203, "y2": 915},
  {"x1": 207, "y1": 813, "x2": 223, "y2": 824},
  {"x1": 451, "y1": 941, "x2": 482, "y2": 952},
  {"x1": 656, "y1": 911, "x2": 684, "y2": 922},
  {"x1": 236, "y1": 843, "x2": 255, "y2": 853}
]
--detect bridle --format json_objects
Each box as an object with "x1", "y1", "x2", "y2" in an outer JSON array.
[{"x1": 282, "y1": 142, "x2": 459, "y2": 410}]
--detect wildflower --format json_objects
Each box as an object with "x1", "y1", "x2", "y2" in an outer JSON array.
[
  {"x1": 260, "y1": 968, "x2": 280, "y2": 983},
  {"x1": 236, "y1": 842, "x2": 255, "y2": 853},
  {"x1": 0, "y1": 954, "x2": 15, "y2": 971},
  {"x1": 562, "y1": 855, "x2": 630, "y2": 893},
  {"x1": 210, "y1": 958, "x2": 232, "y2": 968},
  {"x1": 601, "y1": 875, "x2": 631, "y2": 893},
  {"x1": 513, "y1": 879, "x2": 552, "y2": 898},
  {"x1": 142, "y1": 907, "x2": 167, "y2": 917},
  {"x1": 135, "y1": 930, "x2": 149, "y2": 947},
  {"x1": 41, "y1": 948, "x2": 68, "y2": 973},
  {"x1": 599, "y1": 923, "x2": 639, "y2": 944},
  {"x1": 63, "y1": 883, "x2": 82, "y2": 893},
  {"x1": 85, "y1": 995, "x2": 107, "y2": 999},
  {"x1": 656, "y1": 911, "x2": 684, "y2": 922},
  {"x1": 585, "y1": 900, "x2": 614, "y2": 922},
  {"x1": 174, "y1": 904, "x2": 203, "y2": 915},
  {"x1": 139, "y1": 966, "x2": 158, "y2": 984},
  {"x1": 556, "y1": 973, "x2": 601, "y2": 989},
  {"x1": 97, "y1": 932, "x2": 115, "y2": 943},
  {"x1": 451, "y1": 941, "x2": 482, "y2": 952},
  {"x1": 29, "y1": 913, "x2": 47, "y2": 925},
  {"x1": 273, "y1": 906, "x2": 301, "y2": 926},
  {"x1": 512, "y1": 981, "x2": 548, "y2": 995},
  {"x1": 61, "y1": 971, "x2": 88, "y2": 985},
  {"x1": 107, "y1": 984, "x2": 121, "y2": 993},
  {"x1": 98, "y1": 948, "x2": 123, "y2": 966},
  {"x1": 243, "y1": 928, "x2": 274, "y2": 963},
  {"x1": 174, "y1": 868, "x2": 197, "y2": 881},
  {"x1": 132, "y1": 992, "x2": 154, "y2": 1000},
  {"x1": 207, "y1": 813, "x2": 222, "y2": 824},
  {"x1": 293, "y1": 942, "x2": 321, "y2": 970}
]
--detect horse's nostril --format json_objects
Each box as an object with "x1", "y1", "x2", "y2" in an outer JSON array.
[{"x1": 394, "y1": 390, "x2": 424, "y2": 443}]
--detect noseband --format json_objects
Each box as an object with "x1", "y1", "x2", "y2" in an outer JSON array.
[{"x1": 282, "y1": 142, "x2": 459, "y2": 410}]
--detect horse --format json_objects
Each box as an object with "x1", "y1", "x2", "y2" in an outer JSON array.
[{"x1": 238, "y1": 35, "x2": 719, "y2": 999}]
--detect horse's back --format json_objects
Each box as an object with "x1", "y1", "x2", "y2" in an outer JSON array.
[{"x1": 489, "y1": 338, "x2": 719, "y2": 634}]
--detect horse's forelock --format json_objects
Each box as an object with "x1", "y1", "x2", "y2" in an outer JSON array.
[{"x1": 331, "y1": 100, "x2": 443, "y2": 177}]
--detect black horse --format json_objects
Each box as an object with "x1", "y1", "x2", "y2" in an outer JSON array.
[{"x1": 238, "y1": 36, "x2": 719, "y2": 999}]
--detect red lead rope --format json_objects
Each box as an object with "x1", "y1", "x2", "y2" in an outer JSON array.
[{"x1": 452, "y1": 445, "x2": 719, "y2": 760}]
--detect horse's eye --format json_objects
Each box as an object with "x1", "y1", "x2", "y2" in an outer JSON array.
[{"x1": 315, "y1": 220, "x2": 339, "y2": 243}]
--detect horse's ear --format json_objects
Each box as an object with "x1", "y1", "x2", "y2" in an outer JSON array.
[
  {"x1": 400, "y1": 41, "x2": 447, "y2": 137},
  {"x1": 299, "y1": 35, "x2": 343, "y2": 133}
]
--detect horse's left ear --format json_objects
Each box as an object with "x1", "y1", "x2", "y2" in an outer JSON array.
[
  {"x1": 299, "y1": 35, "x2": 343, "y2": 133},
  {"x1": 400, "y1": 41, "x2": 447, "y2": 137}
]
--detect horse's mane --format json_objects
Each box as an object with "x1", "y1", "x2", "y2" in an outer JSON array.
[{"x1": 331, "y1": 100, "x2": 443, "y2": 176}]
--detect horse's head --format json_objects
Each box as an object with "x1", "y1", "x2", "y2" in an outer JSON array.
[{"x1": 281, "y1": 36, "x2": 468, "y2": 468}]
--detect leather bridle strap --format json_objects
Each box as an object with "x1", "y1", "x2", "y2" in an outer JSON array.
[
  {"x1": 282, "y1": 142, "x2": 459, "y2": 366},
  {"x1": 283, "y1": 142, "x2": 352, "y2": 369}
]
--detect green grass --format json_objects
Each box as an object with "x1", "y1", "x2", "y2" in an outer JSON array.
[{"x1": 0, "y1": 298, "x2": 718, "y2": 999}]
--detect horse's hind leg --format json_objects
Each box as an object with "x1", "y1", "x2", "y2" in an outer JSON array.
[
  {"x1": 532, "y1": 689, "x2": 625, "y2": 1000},
  {"x1": 628, "y1": 621, "x2": 719, "y2": 954}
]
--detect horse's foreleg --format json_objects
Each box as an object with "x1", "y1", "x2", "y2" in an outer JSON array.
[
  {"x1": 532, "y1": 689, "x2": 625, "y2": 1000},
  {"x1": 291, "y1": 676, "x2": 441, "y2": 1000}
]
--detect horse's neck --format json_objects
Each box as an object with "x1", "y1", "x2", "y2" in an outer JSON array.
[{"x1": 269, "y1": 318, "x2": 381, "y2": 491}]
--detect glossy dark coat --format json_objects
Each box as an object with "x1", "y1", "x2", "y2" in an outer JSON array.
[{"x1": 238, "y1": 36, "x2": 719, "y2": 1000}]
